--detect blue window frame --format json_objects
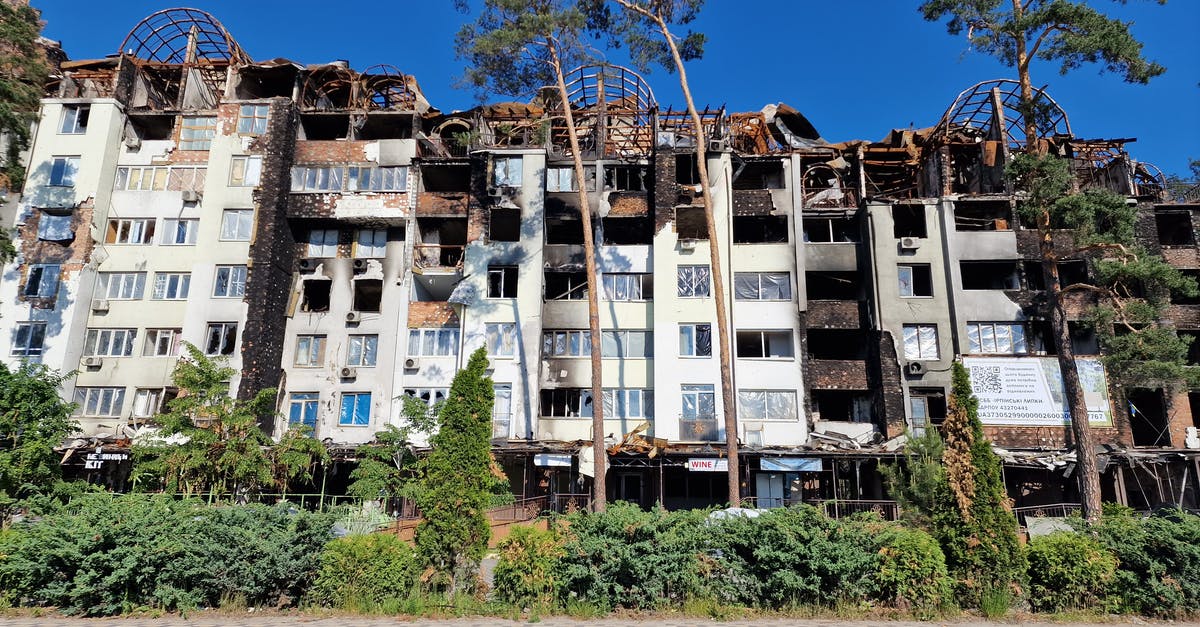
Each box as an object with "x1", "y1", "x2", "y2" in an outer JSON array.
[
  {"x1": 339, "y1": 392, "x2": 371, "y2": 426},
  {"x1": 288, "y1": 392, "x2": 319, "y2": 429}
]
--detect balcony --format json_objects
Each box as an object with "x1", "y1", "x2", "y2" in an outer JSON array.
[
  {"x1": 413, "y1": 244, "x2": 464, "y2": 271},
  {"x1": 678, "y1": 417, "x2": 720, "y2": 442},
  {"x1": 807, "y1": 359, "x2": 869, "y2": 389}
]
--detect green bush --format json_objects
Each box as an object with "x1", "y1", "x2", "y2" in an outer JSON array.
[
  {"x1": 1025, "y1": 531, "x2": 1117, "y2": 612},
  {"x1": 870, "y1": 525, "x2": 952, "y2": 612},
  {"x1": 493, "y1": 524, "x2": 564, "y2": 609},
  {"x1": 308, "y1": 533, "x2": 419, "y2": 610},
  {"x1": 1084, "y1": 508, "x2": 1200, "y2": 616}
]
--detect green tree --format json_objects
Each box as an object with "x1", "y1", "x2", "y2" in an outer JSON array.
[
  {"x1": 0, "y1": 362, "x2": 76, "y2": 515},
  {"x1": 457, "y1": 0, "x2": 610, "y2": 510},
  {"x1": 413, "y1": 348, "x2": 508, "y2": 593},
  {"x1": 921, "y1": 0, "x2": 1169, "y2": 521},
  {"x1": 881, "y1": 428, "x2": 947, "y2": 531},
  {"x1": 345, "y1": 395, "x2": 438, "y2": 500},
  {"x1": 0, "y1": 1, "x2": 48, "y2": 196}
]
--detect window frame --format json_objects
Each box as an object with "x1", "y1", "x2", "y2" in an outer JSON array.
[
  {"x1": 152, "y1": 272, "x2": 190, "y2": 300},
  {"x1": 678, "y1": 323, "x2": 712, "y2": 358},
  {"x1": 736, "y1": 389, "x2": 799, "y2": 421},
  {"x1": 407, "y1": 328, "x2": 460, "y2": 357},
  {"x1": 179, "y1": 115, "x2": 216, "y2": 150},
  {"x1": 347, "y1": 335, "x2": 379, "y2": 367},
  {"x1": 105, "y1": 218, "x2": 156, "y2": 245},
  {"x1": 542, "y1": 330, "x2": 592, "y2": 358},
  {"x1": 288, "y1": 392, "x2": 320, "y2": 429},
  {"x1": 338, "y1": 392, "x2": 372, "y2": 427},
  {"x1": 539, "y1": 388, "x2": 594, "y2": 418},
  {"x1": 48, "y1": 156, "x2": 80, "y2": 186},
  {"x1": 212, "y1": 265, "x2": 248, "y2": 298},
  {"x1": 600, "y1": 330, "x2": 653, "y2": 359},
  {"x1": 59, "y1": 105, "x2": 89, "y2": 134},
  {"x1": 308, "y1": 229, "x2": 339, "y2": 258},
  {"x1": 219, "y1": 209, "x2": 255, "y2": 241},
  {"x1": 11, "y1": 322, "x2": 46, "y2": 357},
  {"x1": 733, "y1": 272, "x2": 792, "y2": 301},
  {"x1": 966, "y1": 321, "x2": 1028, "y2": 355},
  {"x1": 294, "y1": 335, "x2": 327, "y2": 367},
  {"x1": 83, "y1": 328, "x2": 136, "y2": 357},
  {"x1": 131, "y1": 388, "x2": 165, "y2": 418},
  {"x1": 354, "y1": 229, "x2": 387, "y2": 258},
  {"x1": 37, "y1": 211, "x2": 74, "y2": 241},
  {"x1": 602, "y1": 388, "x2": 654, "y2": 420},
  {"x1": 24, "y1": 264, "x2": 60, "y2": 298},
  {"x1": 73, "y1": 387, "x2": 125, "y2": 418},
  {"x1": 487, "y1": 265, "x2": 518, "y2": 298},
  {"x1": 897, "y1": 264, "x2": 933, "y2": 298},
  {"x1": 734, "y1": 329, "x2": 795, "y2": 360},
  {"x1": 229, "y1": 155, "x2": 262, "y2": 187},
  {"x1": 237, "y1": 104, "x2": 270, "y2": 135},
  {"x1": 492, "y1": 156, "x2": 523, "y2": 188},
  {"x1": 161, "y1": 218, "x2": 199, "y2": 246},
  {"x1": 486, "y1": 323, "x2": 517, "y2": 358},
  {"x1": 143, "y1": 328, "x2": 182, "y2": 357},
  {"x1": 602, "y1": 273, "x2": 652, "y2": 301},
  {"x1": 204, "y1": 322, "x2": 238, "y2": 356},
  {"x1": 677, "y1": 265, "x2": 711, "y2": 298},
  {"x1": 98, "y1": 272, "x2": 147, "y2": 300},
  {"x1": 681, "y1": 384, "x2": 716, "y2": 419},
  {"x1": 901, "y1": 323, "x2": 940, "y2": 360}
]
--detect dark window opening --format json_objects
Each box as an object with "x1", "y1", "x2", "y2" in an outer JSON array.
[
  {"x1": 1172, "y1": 270, "x2": 1200, "y2": 305},
  {"x1": 807, "y1": 329, "x2": 869, "y2": 360},
  {"x1": 910, "y1": 387, "x2": 948, "y2": 427},
  {"x1": 734, "y1": 330, "x2": 793, "y2": 359},
  {"x1": 1058, "y1": 260, "x2": 1089, "y2": 286},
  {"x1": 676, "y1": 207, "x2": 707, "y2": 240},
  {"x1": 301, "y1": 280, "x2": 331, "y2": 312},
  {"x1": 898, "y1": 264, "x2": 933, "y2": 297},
  {"x1": 733, "y1": 215, "x2": 788, "y2": 244},
  {"x1": 1181, "y1": 331, "x2": 1200, "y2": 366},
  {"x1": 892, "y1": 204, "x2": 927, "y2": 238},
  {"x1": 1156, "y1": 211, "x2": 1195, "y2": 246},
  {"x1": 806, "y1": 271, "x2": 859, "y2": 300},
  {"x1": 960, "y1": 261, "x2": 1019, "y2": 290},
  {"x1": 357, "y1": 114, "x2": 414, "y2": 140},
  {"x1": 602, "y1": 216, "x2": 652, "y2": 245},
  {"x1": 353, "y1": 279, "x2": 383, "y2": 312},
  {"x1": 1128, "y1": 388, "x2": 1169, "y2": 447},
  {"x1": 954, "y1": 200, "x2": 1011, "y2": 231},
  {"x1": 232, "y1": 66, "x2": 296, "y2": 100},
  {"x1": 416, "y1": 217, "x2": 466, "y2": 267},
  {"x1": 299, "y1": 114, "x2": 348, "y2": 140},
  {"x1": 490, "y1": 208, "x2": 520, "y2": 242},
  {"x1": 545, "y1": 211, "x2": 583, "y2": 245},
  {"x1": 1023, "y1": 261, "x2": 1046, "y2": 290},
  {"x1": 545, "y1": 270, "x2": 587, "y2": 301},
  {"x1": 803, "y1": 216, "x2": 858, "y2": 243},
  {"x1": 1188, "y1": 392, "x2": 1200, "y2": 430},
  {"x1": 1028, "y1": 321, "x2": 1055, "y2": 355},
  {"x1": 812, "y1": 389, "x2": 874, "y2": 423},
  {"x1": 732, "y1": 159, "x2": 784, "y2": 190},
  {"x1": 675, "y1": 154, "x2": 700, "y2": 185},
  {"x1": 127, "y1": 114, "x2": 173, "y2": 141},
  {"x1": 1070, "y1": 322, "x2": 1100, "y2": 355},
  {"x1": 488, "y1": 265, "x2": 518, "y2": 298},
  {"x1": 604, "y1": 165, "x2": 646, "y2": 191},
  {"x1": 422, "y1": 163, "x2": 471, "y2": 192}
]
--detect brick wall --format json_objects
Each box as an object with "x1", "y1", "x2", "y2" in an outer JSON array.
[
  {"x1": 294, "y1": 140, "x2": 369, "y2": 163},
  {"x1": 407, "y1": 301, "x2": 459, "y2": 327},
  {"x1": 15, "y1": 199, "x2": 96, "y2": 308},
  {"x1": 805, "y1": 300, "x2": 862, "y2": 329}
]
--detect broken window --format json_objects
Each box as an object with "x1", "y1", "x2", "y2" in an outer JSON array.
[
  {"x1": 954, "y1": 200, "x2": 1011, "y2": 231},
  {"x1": 805, "y1": 271, "x2": 859, "y2": 300},
  {"x1": 539, "y1": 388, "x2": 593, "y2": 418},
  {"x1": 11, "y1": 322, "x2": 46, "y2": 358},
  {"x1": 1070, "y1": 322, "x2": 1100, "y2": 355},
  {"x1": 734, "y1": 272, "x2": 791, "y2": 300},
  {"x1": 544, "y1": 270, "x2": 587, "y2": 301},
  {"x1": 106, "y1": 219, "x2": 155, "y2": 245},
  {"x1": 1023, "y1": 261, "x2": 1046, "y2": 290},
  {"x1": 737, "y1": 390, "x2": 798, "y2": 421},
  {"x1": 220, "y1": 209, "x2": 255, "y2": 241},
  {"x1": 48, "y1": 156, "x2": 79, "y2": 186},
  {"x1": 490, "y1": 208, "x2": 521, "y2": 242},
  {"x1": 677, "y1": 265, "x2": 710, "y2": 297},
  {"x1": 1058, "y1": 260, "x2": 1089, "y2": 286},
  {"x1": 24, "y1": 264, "x2": 60, "y2": 298},
  {"x1": 302, "y1": 279, "x2": 331, "y2": 312},
  {"x1": 960, "y1": 261, "x2": 1019, "y2": 290},
  {"x1": 813, "y1": 390, "x2": 875, "y2": 424},
  {"x1": 179, "y1": 115, "x2": 215, "y2": 150},
  {"x1": 422, "y1": 163, "x2": 471, "y2": 192},
  {"x1": 299, "y1": 114, "x2": 349, "y2": 140},
  {"x1": 151, "y1": 273, "x2": 188, "y2": 300},
  {"x1": 733, "y1": 215, "x2": 789, "y2": 244},
  {"x1": 898, "y1": 264, "x2": 933, "y2": 297},
  {"x1": 416, "y1": 217, "x2": 467, "y2": 267},
  {"x1": 212, "y1": 265, "x2": 247, "y2": 298},
  {"x1": 802, "y1": 216, "x2": 858, "y2": 243},
  {"x1": 544, "y1": 211, "x2": 583, "y2": 245},
  {"x1": 604, "y1": 165, "x2": 646, "y2": 191},
  {"x1": 806, "y1": 329, "x2": 868, "y2": 360},
  {"x1": 676, "y1": 154, "x2": 700, "y2": 185},
  {"x1": 909, "y1": 388, "x2": 947, "y2": 433},
  {"x1": 37, "y1": 210, "x2": 73, "y2": 241},
  {"x1": 735, "y1": 330, "x2": 794, "y2": 359},
  {"x1": 542, "y1": 330, "x2": 591, "y2": 357},
  {"x1": 488, "y1": 266, "x2": 518, "y2": 298},
  {"x1": 603, "y1": 273, "x2": 652, "y2": 301},
  {"x1": 492, "y1": 156, "x2": 522, "y2": 188},
  {"x1": 732, "y1": 160, "x2": 784, "y2": 190},
  {"x1": 601, "y1": 216, "x2": 652, "y2": 245},
  {"x1": 294, "y1": 335, "x2": 327, "y2": 367},
  {"x1": 1156, "y1": 211, "x2": 1195, "y2": 246},
  {"x1": 204, "y1": 322, "x2": 238, "y2": 356},
  {"x1": 308, "y1": 229, "x2": 339, "y2": 257},
  {"x1": 676, "y1": 207, "x2": 708, "y2": 240},
  {"x1": 902, "y1": 324, "x2": 939, "y2": 360},
  {"x1": 1128, "y1": 388, "x2": 1169, "y2": 447},
  {"x1": 60, "y1": 105, "x2": 89, "y2": 134},
  {"x1": 229, "y1": 156, "x2": 262, "y2": 187},
  {"x1": 353, "y1": 279, "x2": 383, "y2": 312},
  {"x1": 892, "y1": 204, "x2": 927, "y2": 238},
  {"x1": 1171, "y1": 270, "x2": 1200, "y2": 305},
  {"x1": 237, "y1": 104, "x2": 269, "y2": 134},
  {"x1": 966, "y1": 322, "x2": 1028, "y2": 354},
  {"x1": 679, "y1": 323, "x2": 712, "y2": 357}
]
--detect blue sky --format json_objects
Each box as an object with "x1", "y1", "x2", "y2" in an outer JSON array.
[{"x1": 32, "y1": 0, "x2": 1200, "y2": 175}]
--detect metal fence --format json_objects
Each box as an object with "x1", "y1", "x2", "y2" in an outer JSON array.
[{"x1": 1012, "y1": 502, "x2": 1082, "y2": 527}]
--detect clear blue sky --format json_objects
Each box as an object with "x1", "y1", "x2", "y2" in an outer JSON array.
[{"x1": 32, "y1": 0, "x2": 1200, "y2": 175}]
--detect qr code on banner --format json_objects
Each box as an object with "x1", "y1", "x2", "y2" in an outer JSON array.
[{"x1": 971, "y1": 365, "x2": 1003, "y2": 394}]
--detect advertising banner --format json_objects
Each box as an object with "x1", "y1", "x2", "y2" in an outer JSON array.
[{"x1": 962, "y1": 356, "x2": 1113, "y2": 427}]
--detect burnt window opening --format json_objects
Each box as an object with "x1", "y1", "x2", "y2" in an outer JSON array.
[
  {"x1": 812, "y1": 389, "x2": 874, "y2": 423},
  {"x1": 954, "y1": 200, "x2": 1011, "y2": 231},
  {"x1": 545, "y1": 211, "x2": 583, "y2": 245},
  {"x1": 1028, "y1": 321, "x2": 1055, "y2": 355},
  {"x1": 1128, "y1": 388, "x2": 1169, "y2": 447},
  {"x1": 544, "y1": 270, "x2": 588, "y2": 301},
  {"x1": 299, "y1": 114, "x2": 349, "y2": 140},
  {"x1": 605, "y1": 165, "x2": 647, "y2": 192},
  {"x1": 1070, "y1": 322, "x2": 1100, "y2": 355},
  {"x1": 602, "y1": 216, "x2": 652, "y2": 245},
  {"x1": 422, "y1": 163, "x2": 472, "y2": 192},
  {"x1": 676, "y1": 207, "x2": 707, "y2": 240},
  {"x1": 803, "y1": 216, "x2": 858, "y2": 243},
  {"x1": 732, "y1": 159, "x2": 784, "y2": 190},
  {"x1": 232, "y1": 66, "x2": 296, "y2": 100},
  {"x1": 1023, "y1": 261, "x2": 1046, "y2": 290},
  {"x1": 127, "y1": 114, "x2": 173, "y2": 141},
  {"x1": 490, "y1": 208, "x2": 521, "y2": 242},
  {"x1": 806, "y1": 271, "x2": 860, "y2": 301},
  {"x1": 1171, "y1": 270, "x2": 1200, "y2": 305},
  {"x1": 898, "y1": 264, "x2": 933, "y2": 297},
  {"x1": 1189, "y1": 392, "x2": 1200, "y2": 430},
  {"x1": 301, "y1": 279, "x2": 331, "y2": 312},
  {"x1": 488, "y1": 265, "x2": 518, "y2": 298},
  {"x1": 892, "y1": 205, "x2": 927, "y2": 239},
  {"x1": 1156, "y1": 211, "x2": 1195, "y2": 246},
  {"x1": 909, "y1": 388, "x2": 948, "y2": 430},
  {"x1": 353, "y1": 279, "x2": 383, "y2": 312},
  {"x1": 675, "y1": 154, "x2": 700, "y2": 185},
  {"x1": 357, "y1": 114, "x2": 414, "y2": 140},
  {"x1": 416, "y1": 217, "x2": 467, "y2": 267},
  {"x1": 807, "y1": 329, "x2": 869, "y2": 360},
  {"x1": 733, "y1": 215, "x2": 788, "y2": 244},
  {"x1": 960, "y1": 261, "x2": 1019, "y2": 290},
  {"x1": 1181, "y1": 331, "x2": 1200, "y2": 366},
  {"x1": 1058, "y1": 260, "x2": 1089, "y2": 286}
]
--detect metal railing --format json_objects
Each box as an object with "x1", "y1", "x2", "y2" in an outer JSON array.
[
  {"x1": 549, "y1": 492, "x2": 592, "y2": 514},
  {"x1": 809, "y1": 499, "x2": 901, "y2": 521},
  {"x1": 1012, "y1": 502, "x2": 1081, "y2": 527},
  {"x1": 413, "y1": 244, "x2": 464, "y2": 269},
  {"x1": 489, "y1": 496, "x2": 548, "y2": 522}
]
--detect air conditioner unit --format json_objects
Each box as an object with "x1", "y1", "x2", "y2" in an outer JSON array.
[
  {"x1": 298, "y1": 258, "x2": 317, "y2": 272},
  {"x1": 907, "y1": 361, "x2": 926, "y2": 375},
  {"x1": 404, "y1": 357, "x2": 420, "y2": 370},
  {"x1": 123, "y1": 135, "x2": 141, "y2": 150},
  {"x1": 708, "y1": 138, "x2": 729, "y2": 153},
  {"x1": 352, "y1": 258, "x2": 368, "y2": 273},
  {"x1": 339, "y1": 366, "x2": 357, "y2": 379},
  {"x1": 90, "y1": 299, "x2": 110, "y2": 313},
  {"x1": 679, "y1": 239, "x2": 698, "y2": 251},
  {"x1": 180, "y1": 190, "x2": 201, "y2": 203},
  {"x1": 487, "y1": 187, "x2": 504, "y2": 199},
  {"x1": 900, "y1": 236, "x2": 920, "y2": 250},
  {"x1": 345, "y1": 311, "x2": 361, "y2": 324},
  {"x1": 81, "y1": 356, "x2": 103, "y2": 368}
]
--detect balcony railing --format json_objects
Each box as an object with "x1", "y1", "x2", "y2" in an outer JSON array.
[
  {"x1": 413, "y1": 244, "x2": 464, "y2": 270},
  {"x1": 1012, "y1": 502, "x2": 1081, "y2": 527},
  {"x1": 808, "y1": 499, "x2": 901, "y2": 521},
  {"x1": 549, "y1": 492, "x2": 592, "y2": 514},
  {"x1": 679, "y1": 417, "x2": 720, "y2": 442}
]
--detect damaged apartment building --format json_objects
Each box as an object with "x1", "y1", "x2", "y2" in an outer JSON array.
[{"x1": 3, "y1": 8, "x2": 1198, "y2": 511}]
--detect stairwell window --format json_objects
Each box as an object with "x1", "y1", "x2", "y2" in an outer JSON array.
[
  {"x1": 902, "y1": 324, "x2": 940, "y2": 360},
  {"x1": 220, "y1": 209, "x2": 254, "y2": 241},
  {"x1": 179, "y1": 115, "x2": 216, "y2": 150},
  {"x1": 212, "y1": 266, "x2": 247, "y2": 298},
  {"x1": 162, "y1": 218, "x2": 199, "y2": 245},
  {"x1": 48, "y1": 156, "x2": 79, "y2": 186},
  {"x1": 204, "y1": 322, "x2": 238, "y2": 356},
  {"x1": 488, "y1": 266, "x2": 518, "y2": 298},
  {"x1": 679, "y1": 324, "x2": 712, "y2": 357},
  {"x1": 338, "y1": 392, "x2": 372, "y2": 427},
  {"x1": 308, "y1": 229, "x2": 339, "y2": 257},
  {"x1": 289, "y1": 393, "x2": 319, "y2": 429},
  {"x1": 677, "y1": 265, "x2": 710, "y2": 297},
  {"x1": 229, "y1": 156, "x2": 262, "y2": 187},
  {"x1": 152, "y1": 273, "x2": 190, "y2": 300},
  {"x1": 24, "y1": 264, "x2": 60, "y2": 298},
  {"x1": 294, "y1": 335, "x2": 327, "y2": 367},
  {"x1": 60, "y1": 106, "x2": 89, "y2": 134},
  {"x1": 493, "y1": 156, "x2": 522, "y2": 187},
  {"x1": 143, "y1": 328, "x2": 181, "y2": 356},
  {"x1": 486, "y1": 323, "x2": 517, "y2": 357},
  {"x1": 347, "y1": 335, "x2": 378, "y2": 366},
  {"x1": 11, "y1": 322, "x2": 46, "y2": 357},
  {"x1": 237, "y1": 104, "x2": 269, "y2": 134}
]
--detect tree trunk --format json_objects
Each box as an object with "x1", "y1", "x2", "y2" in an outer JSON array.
[
  {"x1": 1012, "y1": 0, "x2": 1039, "y2": 147},
  {"x1": 549, "y1": 47, "x2": 606, "y2": 512}
]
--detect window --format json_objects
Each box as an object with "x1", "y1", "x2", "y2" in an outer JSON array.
[
  {"x1": 603, "y1": 389, "x2": 654, "y2": 420},
  {"x1": 493, "y1": 156, "x2": 522, "y2": 187},
  {"x1": 98, "y1": 272, "x2": 147, "y2": 300},
  {"x1": 909, "y1": 388, "x2": 947, "y2": 434},
  {"x1": 488, "y1": 266, "x2": 518, "y2": 298},
  {"x1": 105, "y1": 218, "x2": 155, "y2": 244},
  {"x1": 898, "y1": 264, "x2": 933, "y2": 297},
  {"x1": 967, "y1": 322, "x2": 1028, "y2": 354},
  {"x1": 229, "y1": 156, "x2": 262, "y2": 186},
  {"x1": 539, "y1": 388, "x2": 593, "y2": 418},
  {"x1": 677, "y1": 265, "x2": 711, "y2": 297},
  {"x1": 542, "y1": 330, "x2": 592, "y2": 357},
  {"x1": 601, "y1": 330, "x2": 652, "y2": 358},
  {"x1": 220, "y1": 209, "x2": 254, "y2": 241},
  {"x1": 348, "y1": 335, "x2": 378, "y2": 366},
  {"x1": 114, "y1": 166, "x2": 206, "y2": 191},
  {"x1": 604, "y1": 165, "x2": 646, "y2": 191},
  {"x1": 301, "y1": 280, "x2": 331, "y2": 312},
  {"x1": 960, "y1": 261, "x2": 1019, "y2": 290},
  {"x1": 60, "y1": 105, "x2": 89, "y2": 134},
  {"x1": 544, "y1": 271, "x2": 587, "y2": 301},
  {"x1": 735, "y1": 330, "x2": 794, "y2": 359},
  {"x1": 237, "y1": 104, "x2": 269, "y2": 134},
  {"x1": 204, "y1": 322, "x2": 238, "y2": 356},
  {"x1": 48, "y1": 156, "x2": 79, "y2": 186},
  {"x1": 732, "y1": 215, "x2": 789, "y2": 244},
  {"x1": 143, "y1": 328, "x2": 181, "y2": 356},
  {"x1": 152, "y1": 273, "x2": 190, "y2": 300},
  {"x1": 336, "y1": 392, "x2": 370, "y2": 427},
  {"x1": 738, "y1": 390, "x2": 799, "y2": 421},
  {"x1": 490, "y1": 208, "x2": 520, "y2": 241},
  {"x1": 294, "y1": 335, "x2": 326, "y2": 366},
  {"x1": 902, "y1": 324, "x2": 940, "y2": 360},
  {"x1": 308, "y1": 229, "x2": 339, "y2": 257},
  {"x1": 355, "y1": 229, "x2": 387, "y2": 258},
  {"x1": 675, "y1": 207, "x2": 708, "y2": 240},
  {"x1": 24, "y1": 264, "x2": 60, "y2": 298},
  {"x1": 213, "y1": 265, "x2": 247, "y2": 298},
  {"x1": 407, "y1": 328, "x2": 460, "y2": 357},
  {"x1": 602, "y1": 273, "x2": 652, "y2": 301},
  {"x1": 486, "y1": 323, "x2": 516, "y2": 357},
  {"x1": 681, "y1": 384, "x2": 716, "y2": 419},
  {"x1": 1156, "y1": 211, "x2": 1195, "y2": 246},
  {"x1": 179, "y1": 115, "x2": 216, "y2": 150},
  {"x1": 893, "y1": 204, "x2": 927, "y2": 238},
  {"x1": 733, "y1": 272, "x2": 791, "y2": 300},
  {"x1": 74, "y1": 387, "x2": 125, "y2": 417},
  {"x1": 676, "y1": 154, "x2": 700, "y2": 185},
  {"x1": 546, "y1": 166, "x2": 577, "y2": 192},
  {"x1": 353, "y1": 279, "x2": 382, "y2": 312},
  {"x1": 404, "y1": 388, "x2": 449, "y2": 409},
  {"x1": 131, "y1": 388, "x2": 164, "y2": 418},
  {"x1": 84, "y1": 328, "x2": 136, "y2": 357},
  {"x1": 161, "y1": 218, "x2": 199, "y2": 245},
  {"x1": 289, "y1": 393, "x2": 319, "y2": 429},
  {"x1": 289, "y1": 165, "x2": 408, "y2": 192},
  {"x1": 11, "y1": 322, "x2": 46, "y2": 357},
  {"x1": 37, "y1": 211, "x2": 73, "y2": 241},
  {"x1": 679, "y1": 323, "x2": 712, "y2": 357},
  {"x1": 802, "y1": 216, "x2": 858, "y2": 243}
]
